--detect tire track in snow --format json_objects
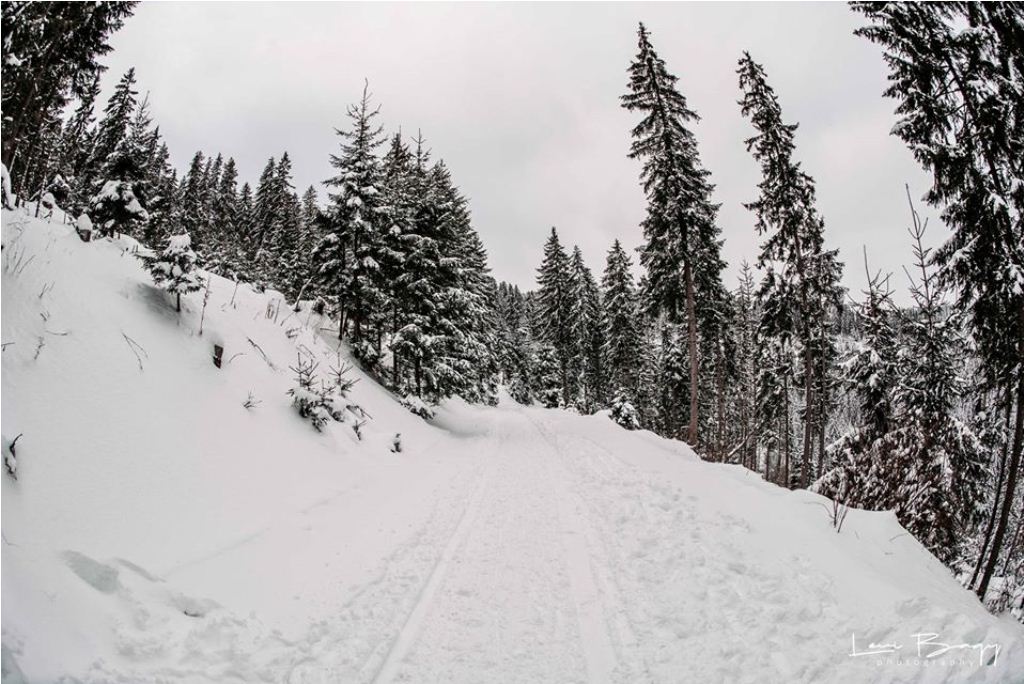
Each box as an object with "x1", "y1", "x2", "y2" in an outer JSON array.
[
  {"x1": 522, "y1": 409, "x2": 646, "y2": 683},
  {"x1": 369, "y1": 460, "x2": 493, "y2": 684}
]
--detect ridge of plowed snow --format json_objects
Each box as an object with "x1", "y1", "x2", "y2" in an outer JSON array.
[{"x1": 2, "y1": 209, "x2": 1022, "y2": 683}]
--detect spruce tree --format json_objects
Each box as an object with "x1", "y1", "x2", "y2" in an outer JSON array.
[
  {"x1": 83, "y1": 68, "x2": 139, "y2": 196},
  {"x1": 854, "y1": 2, "x2": 1024, "y2": 601},
  {"x1": 57, "y1": 72, "x2": 101, "y2": 212},
  {"x1": 179, "y1": 152, "x2": 210, "y2": 252},
  {"x1": 315, "y1": 83, "x2": 387, "y2": 351},
  {"x1": 535, "y1": 227, "x2": 574, "y2": 404},
  {"x1": 602, "y1": 239, "x2": 643, "y2": 402},
  {"x1": 139, "y1": 233, "x2": 203, "y2": 312},
  {"x1": 2, "y1": 2, "x2": 136, "y2": 173},
  {"x1": 621, "y1": 23, "x2": 725, "y2": 445},
  {"x1": 738, "y1": 51, "x2": 844, "y2": 486}
]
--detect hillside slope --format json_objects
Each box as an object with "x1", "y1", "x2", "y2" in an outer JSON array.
[{"x1": 2, "y1": 209, "x2": 1022, "y2": 683}]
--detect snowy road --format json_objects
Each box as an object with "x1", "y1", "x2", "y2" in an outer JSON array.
[{"x1": 264, "y1": 403, "x2": 1022, "y2": 684}]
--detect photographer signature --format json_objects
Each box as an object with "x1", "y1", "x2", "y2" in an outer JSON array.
[{"x1": 849, "y1": 633, "x2": 1000, "y2": 666}]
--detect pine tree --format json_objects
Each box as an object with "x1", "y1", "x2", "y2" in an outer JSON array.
[
  {"x1": 602, "y1": 239, "x2": 643, "y2": 402},
  {"x1": 314, "y1": 83, "x2": 387, "y2": 351},
  {"x1": 738, "y1": 51, "x2": 844, "y2": 486},
  {"x1": 251, "y1": 156, "x2": 277, "y2": 280},
  {"x1": 568, "y1": 246, "x2": 605, "y2": 411},
  {"x1": 2, "y1": 2, "x2": 137, "y2": 175},
  {"x1": 535, "y1": 227, "x2": 574, "y2": 404},
  {"x1": 83, "y1": 68, "x2": 139, "y2": 195},
  {"x1": 179, "y1": 152, "x2": 210, "y2": 252},
  {"x1": 854, "y1": 2, "x2": 1024, "y2": 601},
  {"x1": 57, "y1": 72, "x2": 101, "y2": 212},
  {"x1": 141, "y1": 141, "x2": 176, "y2": 246},
  {"x1": 622, "y1": 23, "x2": 725, "y2": 446},
  {"x1": 733, "y1": 262, "x2": 760, "y2": 470},
  {"x1": 139, "y1": 233, "x2": 203, "y2": 312},
  {"x1": 880, "y1": 200, "x2": 986, "y2": 561}
]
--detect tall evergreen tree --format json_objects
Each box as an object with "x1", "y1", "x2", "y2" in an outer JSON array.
[
  {"x1": 2, "y1": 2, "x2": 136, "y2": 175},
  {"x1": 314, "y1": 83, "x2": 387, "y2": 351},
  {"x1": 621, "y1": 23, "x2": 725, "y2": 445},
  {"x1": 854, "y1": 2, "x2": 1024, "y2": 601},
  {"x1": 602, "y1": 239, "x2": 643, "y2": 401},
  {"x1": 535, "y1": 227, "x2": 573, "y2": 405},
  {"x1": 738, "y1": 51, "x2": 843, "y2": 487}
]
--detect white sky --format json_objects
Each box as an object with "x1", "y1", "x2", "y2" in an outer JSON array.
[{"x1": 99, "y1": 1, "x2": 941, "y2": 303}]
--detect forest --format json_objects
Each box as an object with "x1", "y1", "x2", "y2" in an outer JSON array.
[{"x1": 2, "y1": 1, "x2": 1022, "y2": 621}]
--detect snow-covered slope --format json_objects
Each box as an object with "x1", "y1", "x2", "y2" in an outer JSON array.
[{"x1": 2, "y1": 209, "x2": 1022, "y2": 683}]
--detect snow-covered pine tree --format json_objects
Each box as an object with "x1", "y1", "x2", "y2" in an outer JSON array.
[
  {"x1": 249, "y1": 156, "x2": 278, "y2": 283},
  {"x1": 814, "y1": 254, "x2": 898, "y2": 506},
  {"x1": 56, "y1": 72, "x2": 102, "y2": 213},
  {"x1": 535, "y1": 227, "x2": 574, "y2": 404},
  {"x1": 738, "y1": 51, "x2": 844, "y2": 487},
  {"x1": 853, "y1": 1, "x2": 1024, "y2": 603},
  {"x1": 89, "y1": 141, "x2": 148, "y2": 238},
  {"x1": 140, "y1": 141, "x2": 177, "y2": 247},
  {"x1": 139, "y1": 233, "x2": 203, "y2": 312},
  {"x1": 621, "y1": 22, "x2": 725, "y2": 446},
  {"x1": 535, "y1": 344, "x2": 563, "y2": 409},
  {"x1": 207, "y1": 157, "x2": 240, "y2": 276},
  {"x1": 295, "y1": 185, "x2": 322, "y2": 302},
  {"x1": 609, "y1": 388, "x2": 641, "y2": 430},
  {"x1": 1, "y1": 2, "x2": 136, "y2": 176},
  {"x1": 81, "y1": 68, "x2": 139, "y2": 197},
  {"x1": 602, "y1": 239, "x2": 643, "y2": 403},
  {"x1": 262, "y1": 152, "x2": 304, "y2": 297},
  {"x1": 568, "y1": 246, "x2": 605, "y2": 411},
  {"x1": 877, "y1": 198, "x2": 986, "y2": 561},
  {"x1": 379, "y1": 131, "x2": 415, "y2": 387},
  {"x1": 178, "y1": 151, "x2": 210, "y2": 252},
  {"x1": 225, "y1": 180, "x2": 255, "y2": 284},
  {"x1": 315, "y1": 83, "x2": 387, "y2": 353},
  {"x1": 733, "y1": 262, "x2": 760, "y2": 470}
]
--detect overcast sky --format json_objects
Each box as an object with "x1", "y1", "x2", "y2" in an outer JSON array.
[{"x1": 99, "y1": 2, "x2": 939, "y2": 303}]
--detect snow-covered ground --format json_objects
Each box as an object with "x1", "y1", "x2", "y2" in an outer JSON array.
[{"x1": 2, "y1": 208, "x2": 1022, "y2": 683}]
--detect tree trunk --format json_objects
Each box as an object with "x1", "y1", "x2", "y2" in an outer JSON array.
[
  {"x1": 977, "y1": 366, "x2": 1024, "y2": 600},
  {"x1": 802, "y1": 352, "x2": 814, "y2": 489},
  {"x1": 783, "y1": 375, "x2": 791, "y2": 488},
  {"x1": 970, "y1": 399, "x2": 1011, "y2": 589},
  {"x1": 716, "y1": 351, "x2": 725, "y2": 461},
  {"x1": 176, "y1": 292, "x2": 181, "y2": 312},
  {"x1": 684, "y1": 260, "x2": 699, "y2": 446},
  {"x1": 817, "y1": 387, "x2": 827, "y2": 482}
]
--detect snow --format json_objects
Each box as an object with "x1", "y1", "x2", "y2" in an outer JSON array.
[{"x1": 3, "y1": 208, "x2": 1024, "y2": 682}]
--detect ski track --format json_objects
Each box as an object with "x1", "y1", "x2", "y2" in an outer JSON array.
[{"x1": 72, "y1": 405, "x2": 1018, "y2": 684}]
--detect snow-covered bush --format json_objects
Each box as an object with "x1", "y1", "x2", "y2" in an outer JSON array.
[
  {"x1": 287, "y1": 356, "x2": 334, "y2": 432},
  {"x1": 609, "y1": 391, "x2": 640, "y2": 430},
  {"x1": 138, "y1": 233, "x2": 203, "y2": 312},
  {"x1": 91, "y1": 179, "x2": 148, "y2": 237},
  {"x1": 288, "y1": 354, "x2": 365, "y2": 434},
  {"x1": 400, "y1": 395, "x2": 434, "y2": 420}
]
